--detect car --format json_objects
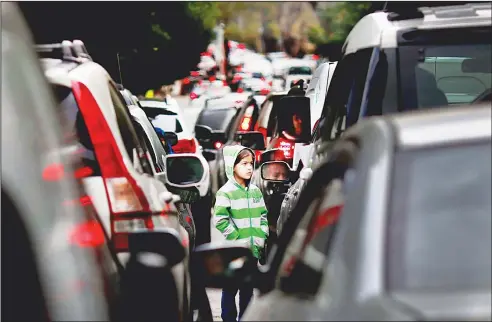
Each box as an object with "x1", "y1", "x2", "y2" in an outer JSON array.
[
  {"x1": 278, "y1": 2, "x2": 492, "y2": 233},
  {"x1": 195, "y1": 104, "x2": 492, "y2": 321},
  {"x1": 118, "y1": 89, "x2": 202, "y2": 251},
  {"x1": 39, "y1": 41, "x2": 201, "y2": 320},
  {"x1": 2, "y1": 5, "x2": 117, "y2": 320},
  {"x1": 253, "y1": 91, "x2": 289, "y2": 145},
  {"x1": 137, "y1": 98, "x2": 211, "y2": 198},
  {"x1": 304, "y1": 61, "x2": 338, "y2": 133}
]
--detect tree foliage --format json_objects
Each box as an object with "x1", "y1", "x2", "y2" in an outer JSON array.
[
  {"x1": 19, "y1": 2, "x2": 220, "y2": 94},
  {"x1": 318, "y1": 2, "x2": 371, "y2": 42}
]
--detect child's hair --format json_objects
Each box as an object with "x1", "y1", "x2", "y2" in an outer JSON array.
[{"x1": 234, "y1": 149, "x2": 254, "y2": 167}]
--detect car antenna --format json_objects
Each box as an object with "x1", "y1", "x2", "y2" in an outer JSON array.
[{"x1": 117, "y1": 52, "x2": 124, "y2": 86}]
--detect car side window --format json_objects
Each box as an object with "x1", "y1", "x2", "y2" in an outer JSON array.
[
  {"x1": 133, "y1": 120, "x2": 161, "y2": 173},
  {"x1": 321, "y1": 48, "x2": 373, "y2": 141},
  {"x1": 107, "y1": 82, "x2": 153, "y2": 176}
]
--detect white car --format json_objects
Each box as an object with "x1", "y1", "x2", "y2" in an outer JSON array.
[
  {"x1": 40, "y1": 41, "x2": 201, "y2": 320},
  {"x1": 304, "y1": 61, "x2": 338, "y2": 132},
  {"x1": 284, "y1": 65, "x2": 313, "y2": 91},
  {"x1": 138, "y1": 99, "x2": 211, "y2": 198}
]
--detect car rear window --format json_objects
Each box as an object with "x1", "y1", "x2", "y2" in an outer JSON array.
[
  {"x1": 387, "y1": 142, "x2": 492, "y2": 292},
  {"x1": 52, "y1": 84, "x2": 101, "y2": 176},
  {"x1": 196, "y1": 107, "x2": 237, "y2": 131},
  {"x1": 140, "y1": 107, "x2": 183, "y2": 133}
]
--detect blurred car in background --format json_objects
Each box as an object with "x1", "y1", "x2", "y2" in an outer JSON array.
[{"x1": 2, "y1": 4, "x2": 117, "y2": 321}]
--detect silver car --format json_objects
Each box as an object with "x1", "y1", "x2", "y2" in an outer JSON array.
[
  {"x1": 2, "y1": 3, "x2": 112, "y2": 320},
  {"x1": 195, "y1": 105, "x2": 491, "y2": 321},
  {"x1": 243, "y1": 105, "x2": 491, "y2": 321}
]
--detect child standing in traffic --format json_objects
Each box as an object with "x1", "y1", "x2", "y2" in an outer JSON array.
[{"x1": 213, "y1": 145, "x2": 269, "y2": 322}]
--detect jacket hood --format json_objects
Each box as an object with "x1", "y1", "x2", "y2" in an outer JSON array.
[{"x1": 223, "y1": 145, "x2": 255, "y2": 186}]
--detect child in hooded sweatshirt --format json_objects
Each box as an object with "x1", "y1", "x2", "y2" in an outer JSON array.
[{"x1": 213, "y1": 145, "x2": 269, "y2": 322}]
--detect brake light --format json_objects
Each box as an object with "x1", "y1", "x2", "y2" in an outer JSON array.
[
  {"x1": 183, "y1": 77, "x2": 190, "y2": 85},
  {"x1": 223, "y1": 80, "x2": 228, "y2": 86},
  {"x1": 69, "y1": 220, "x2": 106, "y2": 248},
  {"x1": 260, "y1": 88, "x2": 270, "y2": 95},
  {"x1": 42, "y1": 163, "x2": 65, "y2": 181},
  {"x1": 173, "y1": 138, "x2": 197, "y2": 153},
  {"x1": 209, "y1": 76, "x2": 216, "y2": 82},
  {"x1": 74, "y1": 166, "x2": 93, "y2": 179},
  {"x1": 190, "y1": 92, "x2": 198, "y2": 100},
  {"x1": 238, "y1": 44, "x2": 246, "y2": 50},
  {"x1": 237, "y1": 88, "x2": 244, "y2": 93},
  {"x1": 190, "y1": 71, "x2": 200, "y2": 77},
  {"x1": 254, "y1": 150, "x2": 262, "y2": 162},
  {"x1": 72, "y1": 81, "x2": 152, "y2": 251},
  {"x1": 312, "y1": 54, "x2": 319, "y2": 60},
  {"x1": 236, "y1": 66, "x2": 242, "y2": 72},
  {"x1": 214, "y1": 141, "x2": 223, "y2": 149},
  {"x1": 275, "y1": 138, "x2": 295, "y2": 159}
]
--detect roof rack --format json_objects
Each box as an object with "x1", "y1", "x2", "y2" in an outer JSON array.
[{"x1": 35, "y1": 39, "x2": 93, "y2": 62}]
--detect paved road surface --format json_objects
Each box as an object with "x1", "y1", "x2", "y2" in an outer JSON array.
[{"x1": 174, "y1": 96, "x2": 258, "y2": 321}]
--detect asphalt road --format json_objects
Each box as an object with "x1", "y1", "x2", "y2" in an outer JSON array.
[{"x1": 174, "y1": 95, "x2": 258, "y2": 321}]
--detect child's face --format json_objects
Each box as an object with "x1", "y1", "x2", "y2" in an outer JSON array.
[{"x1": 234, "y1": 154, "x2": 254, "y2": 180}]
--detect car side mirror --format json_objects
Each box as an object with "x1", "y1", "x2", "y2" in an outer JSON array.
[
  {"x1": 127, "y1": 229, "x2": 185, "y2": 268},
  {"x1": 165, "y1": 154, "x2": 206, "y2": 188},
  {"x1": 156, "y1": 131, "x2": 178, "y2": 147},
  {"x1": 192, "y1": 242, "x2": 259, "y2": 289},
  {"x1": 195, "y1": 124, "x2": 213, "y2": 141},
  {"x1": 234, "y1": 131, "x2": 266, "y2": 150},
  {"x1": 260, "y1": 161, "x2": 291, "y2": 183}
]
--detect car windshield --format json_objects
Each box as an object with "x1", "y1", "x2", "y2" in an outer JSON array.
[
  {"x1": 196, "y1": 107, "x2": 237, "y2": 131},
  {"x1": 288, "y1": 66, "x2": 312, "y2": 75},
  {"x1": 387, "y1": 142, "x2": 492, "y2": 293}
]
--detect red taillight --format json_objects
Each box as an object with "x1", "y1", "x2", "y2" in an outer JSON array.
[
  {"x1": 183, "y1": 77, "x2": 190, "y2": 85},
  {"x1": 190, "y1": 71, "x2": 200, "y2": 77},
  {"x1": 72, "y1": 80, "x2": 153, "y2": 252},
  {"x1": 260, "y1": 88, "x2": 270, "y2": 95},
  {"x1": 223, "y1": 80, "x2": 228, "y2": 86},
  {"x1": 42, "y1": 163, "x2": 65, "y2": 181},
  {"x1": 312, "y1": 54, "x2": 319, "y2": 60},
  {"x1": 173, "y1": 138, "x2": 197, "y2": 153},
  {"x1": 275, "y1": 138, "x2": 295, "y2": 159},
  {"x1": 74, "y1": 166, "x2": 93, "y2": 179},
  {"x1": 237, "y1": 88, "x2": 244, "y2": 93},
  {"x1": 240, "y1": 117, "x2": 251, "y2": 130},
  {"x1": 200, "y1": 52, "x2": 211, "y2": 57},
  {"x1": 209, "y1": 76, "x2": 216, "y2": 82},
  {"x1": 236, "y1": 66, "x2": 242, "y2": 72},
  {"x1": 254, "y1": 150, "x2": 262, "y2": 162},
  {"x1": 69, "y1": 220, "x2": 106, "y2": 248},
  {"x1": 190, "y1": 92, "x2": 198, "y2": 100},
  {"x1": 214, "y1": 141, "x2": 223, "y2": 149},
  {"x1": 269, "y1": 81, "x2": 273, "y2": 86},
  {"x1": 238, "y1": 44, "x2": 246, "y2": 49}
]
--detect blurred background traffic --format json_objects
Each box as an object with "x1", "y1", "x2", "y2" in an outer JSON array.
[{"x1": 2, "y1": 2, "x2": 491, "y2": 322}]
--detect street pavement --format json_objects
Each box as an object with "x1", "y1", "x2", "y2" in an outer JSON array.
[{"x1": 174, "y1": 95, "x2": 258, "y2": 321}]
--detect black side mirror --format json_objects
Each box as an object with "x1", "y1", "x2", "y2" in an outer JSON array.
[
  {"x1": 127, "y1": 229, "x2": 185, "y2": 268},
  {"x1": 192, "y1": 243, "x2": 258, "y2": 289},
  {"x1": 165, "y1": 154, "x2": 206, "y2": 188},
  {"x1": 156, "y1": 131, "x2": 178, "y2": 146},
  {"x1": 195, "y1": 124, "x2": 213, "y2": 141},
  {"x1": 260, "y1": 161, "x2": 291, "y2": 183},
  {"x1": 234, "y1": 131, "x2": 266, "y2": 150},
  {"x1": 277, "y1": 96, "x2": 311, "y2": 143}
]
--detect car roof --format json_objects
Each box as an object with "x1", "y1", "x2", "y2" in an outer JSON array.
[
  {"x1": 344, "y1": 2, "x2": 491, "y2": 54},
  {"x1": 388, "y1": 104, "x2": 491, "y2": 149},
  {"x1": 138, "y1": 99, "x2": 180, "y2": 114}
]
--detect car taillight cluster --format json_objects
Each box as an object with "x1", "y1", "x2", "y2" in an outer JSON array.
[
  {"x1": 239, "y1": 105, "x2": 255, "y2": 131},
  {"x1": 190, "y1": 92, "x2": 198, "y2": 100},
  {"x1": 72, "y1": 80, "x2": 159, "y2": 252},
  {"x1": 275, "y1": 138, "x2": 295, "y2": 159},
  {"x1": 172, "y1": 138, "x2": 197, "y2": 153}
]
